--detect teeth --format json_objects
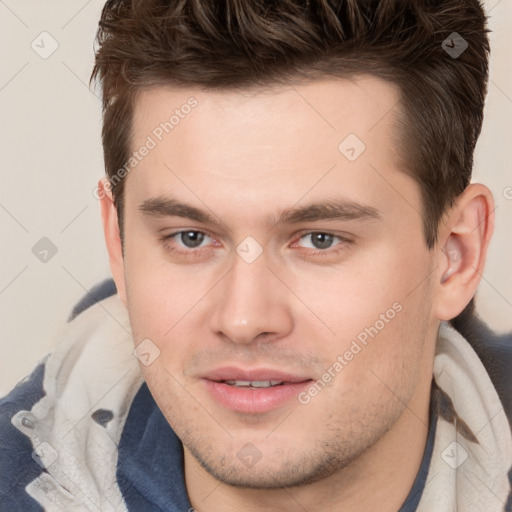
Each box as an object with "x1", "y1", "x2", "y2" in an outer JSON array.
[{"x1": 224, "y1": 380, "x2": 284, "y2": 388}]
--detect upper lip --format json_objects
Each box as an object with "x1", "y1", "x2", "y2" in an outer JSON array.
[{"x1": 202, "y1": 367, "x2": 312, "y2": 383}]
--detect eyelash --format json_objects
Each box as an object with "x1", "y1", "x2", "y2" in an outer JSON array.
[{"x1": 159, "y1": 230, "x2": 351, "y2": 258}]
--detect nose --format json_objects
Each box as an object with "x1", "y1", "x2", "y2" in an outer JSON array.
[{"x1": 209, "y1": 250, "x2": 294, "y2": 345}]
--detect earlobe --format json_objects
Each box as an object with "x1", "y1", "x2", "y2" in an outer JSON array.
[
  {"x1": 433, "y1": 184, "x2": 494, "y2": 321},
  {"x1": 98, "y1": 178, "x2": 127, "y2": 306}
]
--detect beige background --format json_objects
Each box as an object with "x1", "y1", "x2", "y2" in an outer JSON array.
[{"x1": 0, "y1": 0, "x2": 511, "y2": 394}]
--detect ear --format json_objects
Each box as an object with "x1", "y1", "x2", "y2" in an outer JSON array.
[
  {"x1": 432, "y1": 183, "x2": 494, "y2": 321},
  {"x1": 98, "y1": 178, "x2": 127, "y2": 307}
]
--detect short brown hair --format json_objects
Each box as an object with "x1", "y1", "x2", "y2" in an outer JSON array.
[{"x1": 91, "y1": 0, "x2": 489, "y2": 248}]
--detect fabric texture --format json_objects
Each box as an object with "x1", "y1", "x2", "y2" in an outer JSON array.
[{"x1": 1, "y1": 289, "x2": 511, "y2": 511}]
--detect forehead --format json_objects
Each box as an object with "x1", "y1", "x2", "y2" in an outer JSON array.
[
  {"x1": 131, "y1": 76, "x2": 403, "y2": 164},
  {"x1": 126, "y1": 76, "x2": 419, "y2": 233}
]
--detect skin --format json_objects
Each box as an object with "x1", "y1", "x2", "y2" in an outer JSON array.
[{"x1": 99, "y1": 76, "x2": 494, "y2": 511}]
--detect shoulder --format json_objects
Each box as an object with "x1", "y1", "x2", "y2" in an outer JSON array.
[
  {"x1": 0, "y1": 279, "x2": 119, "y2": 509},
  {"x1": 450, "y1": 303, "x2": 512, "y2": 424},
  {"x1": 0, "y1": 363, "x2": 46, "y2": 510}
]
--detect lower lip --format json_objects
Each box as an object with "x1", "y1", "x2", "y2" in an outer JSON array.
[{"x1": 203, "y1": 379, "x2": 312, "y2": 414}]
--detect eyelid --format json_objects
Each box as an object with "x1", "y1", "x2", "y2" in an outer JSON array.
[{"x1": 294, "y1": 229, "x2": 351, "y2": 241}]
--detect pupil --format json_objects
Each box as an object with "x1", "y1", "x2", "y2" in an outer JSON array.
[
  {"x1": 312, "y1": 233, "x2": 333, "y2": 249},
  {"x1": 181, "y1": 231, "x2": 204, "y2": 248}
]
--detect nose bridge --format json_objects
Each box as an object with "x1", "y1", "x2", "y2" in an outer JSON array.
[{"x1": 209, "y1": 248, "x2": 292, "y2": 344}]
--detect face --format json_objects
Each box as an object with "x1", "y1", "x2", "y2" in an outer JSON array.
[{"x1": 114, "y1": 76, "x2": 438, "y2": 488}]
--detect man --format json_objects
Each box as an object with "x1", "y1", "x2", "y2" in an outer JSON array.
[{"x1": 1, "y1": 0, "x2": 511, "y2": 511}]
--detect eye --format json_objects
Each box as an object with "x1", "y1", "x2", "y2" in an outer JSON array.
[
  {"x1": 294, "y1": 232, "x2": 349, "y2": 254},
  {"x1": 175, "y1": 230, "x2": 209, "y2": 248},
  {"x1": 160, "y1": 230, "x2": 216, "y2": 254},
  {"x1": 160, "y1": 229, "x2": 350, "y2": 258}
]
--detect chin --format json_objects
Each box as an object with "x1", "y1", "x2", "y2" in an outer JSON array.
[{"x1": 185, "y1": 439, "x2": 361, "y2": 490}]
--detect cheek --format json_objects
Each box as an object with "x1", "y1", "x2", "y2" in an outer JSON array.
[
  {"x1": 123, "y1": 231, "x2": 191, "y2": 329},
  {"x1": 123, "y1": 245, "x2": 220, "y2": 375},
  {"x1": 302, "y1": 291, "x2": 430, "y2": 428},
  {"x1": 289, "y1": 239, "x2": 428, "y2": 338},
  {"x1": 289, "y1": 242, "x2": 432, "y2": 391}
]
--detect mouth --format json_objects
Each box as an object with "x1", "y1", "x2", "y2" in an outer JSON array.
[
  {"x1": 222, "y1": 380, "x2": 286, "y2": 388},
  {"x1": 201, "y1": 367, "x2": 313, "y2": 414}
]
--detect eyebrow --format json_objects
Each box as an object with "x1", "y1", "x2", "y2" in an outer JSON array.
[{"x1": 139, "y1": 196, "x2": 381, "y2": 229}]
